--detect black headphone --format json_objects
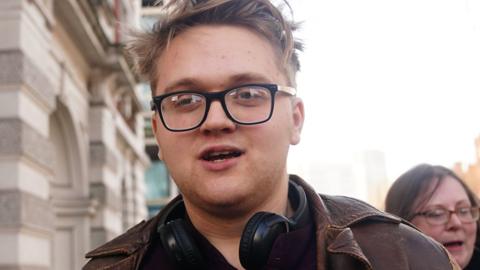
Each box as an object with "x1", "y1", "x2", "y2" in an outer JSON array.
[{"x1": 157, "y1": 180, "x2": 309, "y2": 270}]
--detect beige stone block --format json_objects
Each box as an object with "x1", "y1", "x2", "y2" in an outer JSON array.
[
  {"x1": 89, "y1": 183, "x2": 121, "y2": 212},
  {"x1": 90, "y1": 142, "x2": 118, "y2": 172},
  {"x1": 114, "y1": 115, "x2": 149, "y2": 167},
  {"x1": 51, "y1": 204, "x2": 92, "y2": 270},
  {"x1": 0, "y1": 118, "x2": 53, "y2": 171},
  {"x1": 0, "y1": 90, "x2": 49, "y2": 138},
  {"x1": 89, "y1": 106, "x2": 117, "y2": 150},
  {"x1": 0, "y1": 90, "x2": 19, "y2": 118},
  {"x1": 53, "y1": 228, "x2": 74, "y2": 270},
  {"x1": 0, "y1": 230, "x2": 51, "y2": 267},
  {"x1": 18, "y1": 90, "x2": 49, "y2": 138},
  {"x1": 20, "y1": 2, "x2": 55, "y2": 79},
  {"x1": 0, "y1": 21, "x2": 20, "y2": 51},
  {"x1": 0, "y1": 3, "x2": 21, "y2": 51},
  {"x1": 90, "y1": 227, "x2": 117, "y2": 251},
  {"x1": 0, "y1": 160, "x2": 50, "y2": 200},
  {"x1": 89, "y1": 166, "x2": 121, "y2": 200},
  {"x1": 0, "y1": 190, "x2": 53, "y2": 231},
  {"x1": 0, "y1": 265, "x2": 49, "y2": 270},
  {"x1": 0, "y1": 0, "x2": 22, "y2": 10},
  {"x1": 91, "y1": 207, "x2": 122, "y2": 236},
  {"x1": 60, "y1": 73, "x2": 89, "y2": 128},
  {"x1": 52, "y1": 223, "x2": 90, "y2": 270},
  {"x1": 0, "y1": 51, "x2": 55, "y2": 111}
]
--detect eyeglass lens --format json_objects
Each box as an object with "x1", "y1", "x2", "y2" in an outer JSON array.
[
  {"x1": 160, "y1": 86, "x2": 273, "y2": 130},
  {"x1": 423, "y1": 207, "x2": 479, "y2": 225}
]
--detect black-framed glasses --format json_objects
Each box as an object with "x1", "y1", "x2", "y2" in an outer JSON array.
[
  {"x1": 413, "y1": 206, "x2": 480, "y2": 226},
  {"x1": 150, "y1": 83, "x2": 296, "y2": 132}
]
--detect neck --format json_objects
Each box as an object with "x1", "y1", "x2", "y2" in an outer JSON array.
[
  {"x1": 188, "y1": 211, "x2": 246, "y2": 269},
  {"x1": 183, "y1": 180, "x2": 290, "y2": 269}
]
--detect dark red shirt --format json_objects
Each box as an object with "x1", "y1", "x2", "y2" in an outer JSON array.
[{"x1": 140, "y1": 219, "x2": 316, "y2": 269}]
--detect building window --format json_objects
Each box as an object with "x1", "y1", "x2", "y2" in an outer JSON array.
[
  {"x1": 142, "y1": 0, "x2": 159, "y2": 7},
  {"x1": 145, "y1": 161, "x2": 170, "y2": 198},
  {"x1": 144, "y1": 117, "x2": 154, "y2": 138},
  {"x1": 145, "y1": 161, "x2": 170, "y2": 217}
]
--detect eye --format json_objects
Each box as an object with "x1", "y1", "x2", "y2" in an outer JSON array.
[
  {"x1": 425, "y1": 208, "x2": 447, "y2": 219},
  {"x1": 169, "y1": 94, "x2": 203, "y2": 109},
  {"x1": 456, "y1": 207, "x2": 473, "y2": 217},
  {"x1": 229, "y1": 86, "x2": 270, "y2": 106}
]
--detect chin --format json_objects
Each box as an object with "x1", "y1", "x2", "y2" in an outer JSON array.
[
  {"x1": 206, "y1": 193, "x2": 247, "y2": 207},
  {"x1": 454, "y1": 253, "x2": 471, "y2": 269},
  {"x1": 201, "y1": 192, "x2": 252, "y2": 215},
  {"x1": 203, "y1": 179, "x2": 251, "y2": 199}
]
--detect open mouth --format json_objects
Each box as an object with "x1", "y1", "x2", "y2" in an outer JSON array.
[
  {"x1": 443, "y1": 241, "x2": 464, "y2": 249},
  {"x1": 201, "y1": 150, "x2": 243, "y2": 162}
]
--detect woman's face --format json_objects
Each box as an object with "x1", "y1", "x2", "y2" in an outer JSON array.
[{"x1": 411, "y1": 176, "x2": 477, "y2": 268}]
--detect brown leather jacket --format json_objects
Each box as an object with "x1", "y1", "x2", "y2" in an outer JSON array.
[{"x1": 83, "y1": 175, "x2": 460, "y2": 270}]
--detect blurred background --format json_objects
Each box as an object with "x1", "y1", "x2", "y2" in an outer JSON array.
[
  {"x1": 288, "y1": 0, "x2": 480, "y2": 207},
  {"x1": 0, "y1": 0, "x2": 478, "y2": 269}
]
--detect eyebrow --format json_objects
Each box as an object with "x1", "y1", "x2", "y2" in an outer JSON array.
[
  {"x1": 229, "y1": 73, "x2": 273, "y2": 85},
  {"x1": 161, "y1": 72, "x2": 274, "y2": 94},
  {"x1": 162, "y1": 78, "x2": 200, "y2": 94},
  {"x1": 425, "y1": 200, "x2": 472, "y2": 209}
]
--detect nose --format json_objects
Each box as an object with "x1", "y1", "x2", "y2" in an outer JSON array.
[
  {"x1": 199, "y1": 101, "x2": 236, "y2": 134},
  {"x1": 446, "y1": 212, "x2": 463, "y2": 229}
]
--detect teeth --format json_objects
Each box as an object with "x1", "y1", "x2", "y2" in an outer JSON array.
[
  {"x1": 203, "y1": 150, "x2": 241, "y2": 161},
  {"x1": 444, "y1": 241, "x2": 463, "y2": 247},
  {"x1": 210, "y1": 151, "x2": 232, "y2": 157}
]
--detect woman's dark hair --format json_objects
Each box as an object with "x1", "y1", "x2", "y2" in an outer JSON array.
[
  {"x1": 385, "y1": 163, "x2": 478, "y2": 221},
  {"x1": 385, "y1": 163, "x2": 480, "y2": 260}
]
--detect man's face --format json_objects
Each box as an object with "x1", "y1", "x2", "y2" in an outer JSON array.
[{"x1": 152, "y1": 25, "x2": 304, "y2": 215}]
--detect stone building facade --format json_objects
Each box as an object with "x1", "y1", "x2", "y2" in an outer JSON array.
[
  {"x1": 0, "y1": 0, "x2": 149, "y2": 269},
  {"x1": 139, "y1": 0, "x2": 178, "y2": 219},
  {"x1": 454, "y1": 137, "x2": 480, "y2": 197}
]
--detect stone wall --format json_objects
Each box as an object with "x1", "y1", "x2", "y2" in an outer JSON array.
[{"x1": 0, "y1": 0, "x2": 148, "y2": 269}]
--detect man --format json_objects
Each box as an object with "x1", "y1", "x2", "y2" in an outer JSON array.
[{"x1": 83, "y1": 0, "x2": 460, "y2": 269}]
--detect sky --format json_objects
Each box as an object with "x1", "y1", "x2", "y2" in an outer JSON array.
[{"x1": 285, "y1": 0, "x2": 480, "y2": 195}]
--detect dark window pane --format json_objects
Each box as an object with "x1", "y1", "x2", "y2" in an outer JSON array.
[
  {"x1": 145, "y1": 161, "x2": 170, "y2": 199},
  {"x1": 142, "y1": 0, "x2": 159, "y2": 7}
]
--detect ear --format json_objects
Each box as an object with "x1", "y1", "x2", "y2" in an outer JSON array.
[
  {"x1": 289, "y1": 97, "x2": 304, "y2": 145},
  {"x1": 151, "y1": 115, "x2": 164, "y2": 160}
]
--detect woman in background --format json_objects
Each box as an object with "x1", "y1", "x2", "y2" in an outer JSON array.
[{"x1": 385, "y1": 164, "x2": 480, "y2": 269}]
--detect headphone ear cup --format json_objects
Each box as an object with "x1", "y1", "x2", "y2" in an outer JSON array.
[
  {"x1": 239, "y1": 212, "x2": 267, "y2": 264},
  {"x1": 158, "y1": 219, "x2": 204, "y2": 269},
  {"x1": 239, "y1": 212, "x2": 290, "y2": 270}
]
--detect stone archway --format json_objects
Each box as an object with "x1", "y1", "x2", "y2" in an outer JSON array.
[{"x1": 49, "y1": 102, "x2": 93, "y2": 270}]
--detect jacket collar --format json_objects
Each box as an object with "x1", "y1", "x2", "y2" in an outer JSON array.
[
  {"x1": 85, "y1": 196, "x2": 184, "y2": 259},
  {"x1": 86, "y1": 175, "x2": 402, "y2": 270},
  {"x1": 289, "y1": 174, "x2": 401, "y2": 270}
]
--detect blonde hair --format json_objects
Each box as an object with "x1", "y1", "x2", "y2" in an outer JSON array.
[{"x1": 127, "y1": 0, "x2": 302, "y2": 92}]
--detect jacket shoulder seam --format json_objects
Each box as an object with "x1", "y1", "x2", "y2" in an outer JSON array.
[{"x1": 320, "y1": 194, "x2": 402, "y2": 228}]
